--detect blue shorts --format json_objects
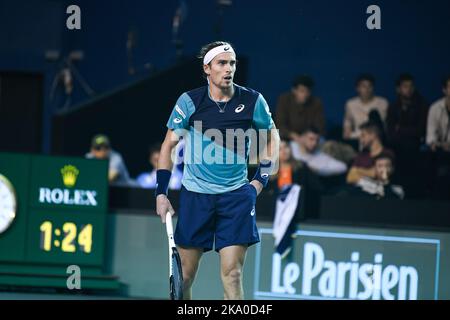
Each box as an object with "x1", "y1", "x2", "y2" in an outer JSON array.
[{"x1": 174, "y1": 183, "x2": 260, "y2": 252}]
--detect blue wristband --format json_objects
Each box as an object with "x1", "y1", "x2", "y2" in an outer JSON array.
[
  {"x1": 155, "y1": 169, "x2": 172, "y2": 196},
  {"x1": 252, "y1": 160, "x2": 272, "y2": 188}
]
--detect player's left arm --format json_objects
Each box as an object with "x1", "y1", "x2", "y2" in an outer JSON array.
[
  {"x1": 251, "y1": 94, "x2": 280, "y2": 195},
  {"x1": 250, "y1": 125, "x2": 280, "y2": 192}
]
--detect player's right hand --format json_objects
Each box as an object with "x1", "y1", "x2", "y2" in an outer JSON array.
[{"x1": 156, "y1": 194, "x2": 175, "y2": 223}]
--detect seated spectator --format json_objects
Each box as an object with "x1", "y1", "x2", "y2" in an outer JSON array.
[
  {"x1": 274, "y1": 138, "x2": 345, "y2": 221},
  {"x1": 136, "y1": 142, "x2": 183, "y2": 189},
  {"x1": 343, "y1": 74, "x2": 388, "y2": 140},
  {"x1": 387, "y1": 73, "x2": 428, "y2": 150},
  {"x1": 426, "y1": 76, "x2": 450, "y2": 199},
  {"x1": 426, "y1": 75, "x2": 450, "y2": 152},
  {"x1": 275, "y1": 75, "x2": 326, "y2": 141},
  {"x1": 346, "y1": 121, "x2": 394, "y2": 184},
  {"x1": 85, "y1": 134, "x2": 132, "y2": 185},
  {"x1": 352, "y1": 152, "x2": 404, "y2": 199},
  {"x1": 290, "y1": 126, "x2": 347, "y2": 176}
]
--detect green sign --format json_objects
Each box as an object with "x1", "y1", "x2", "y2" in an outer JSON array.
[
  {"x1": 0, "y1": 152, "x2": 112, "y2": 288},
  {"x1": 29, "y1": 155, "x2": 108, "y2": 212}
]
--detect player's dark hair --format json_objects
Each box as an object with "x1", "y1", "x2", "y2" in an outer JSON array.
[
  {"x1": 356, "y1": 73, "x2": 375, "y2": 86},
  {"x1": 396, "y1": 73, "x2": 414, "y2": 87},
  {"x1": 198, "y1": 41, "x2": 234, "y2": 78},
  {"x1": 292, "y1": 75, "x2": 314, "y2": 90}
]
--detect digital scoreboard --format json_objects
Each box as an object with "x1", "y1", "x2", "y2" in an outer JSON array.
[{"x1": 0, "y1": 152, "x2": 119, "y2": 290}]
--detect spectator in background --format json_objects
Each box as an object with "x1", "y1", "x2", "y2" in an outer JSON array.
[
  {"x1": 136, "y1": 142, "x2": 183, "y2": 189},
  {"x1": 346, "y1": 121, "x2": 394, "y2": 184},
  {"x1": 290, "y1": 126, "x2": 347, "y2": 176},
  {"x1": 426, "y1": 76, "x2": 450, "y2": 200},
  {"x1": 85, "y1": 134, "x2": 132, "y2": 185},
  {"x1": 426, "y1": 75, "x2": 450, "y2": 151},
  {"x1": 275, "y1": 75, "x2": 326, "y2": 142},
  {"x1": 350, "y1": 152, "x2": 404, "y2": 199},
  {"x1": 283, "y1": 131, "x2": 347, "y2": 221},
  {"x1": 268, "y1": 139, "x2": 305, "y2": 191},
  {"x1": 343, "y1": 74, "x2": 388, "y2": 141},
  {"x1": 387, "y1": 74, "x2": 428, "y2": 150}
]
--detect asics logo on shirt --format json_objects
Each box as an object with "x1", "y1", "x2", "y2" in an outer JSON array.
[{"x1": 235, "y1": 104, "x2": 245, "y2": 113}]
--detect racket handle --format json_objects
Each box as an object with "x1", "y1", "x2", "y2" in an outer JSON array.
[{"x1": 166, "y1": 213, "x2": 176, "y2": 248}]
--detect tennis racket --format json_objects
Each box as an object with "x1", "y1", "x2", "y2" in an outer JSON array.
[{"x1": 165, "y1": 213, "x2": 183, "y2": 300}]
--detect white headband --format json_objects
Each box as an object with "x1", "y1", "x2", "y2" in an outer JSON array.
[{"x1": 203, "y1": 44, "x2": 235, "y2": 65}]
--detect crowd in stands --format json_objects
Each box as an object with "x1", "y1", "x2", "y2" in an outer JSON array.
[
  {"x1": 272, "y1": 73, "x2": 450, "y2": 203},
  {"x1": 85, "y1": 134, "x2": 183, "y2": 190},
  {"x1": 86, "y1": 73, "x2": 450, "y2": 206}
]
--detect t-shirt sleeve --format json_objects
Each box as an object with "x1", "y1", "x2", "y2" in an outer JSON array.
[
  {"x1": 252, "y1": 94, "x2": 275, "y2": 130},
  {"x1": 166, "y1": 93, "x2": 195, "y2": 131},
  {"x1": 109, "y1": 153, "x2": 122, "y2": 172}
]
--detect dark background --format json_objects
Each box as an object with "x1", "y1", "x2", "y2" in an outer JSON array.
[{"x1": 1, "y1": 0, "x2": 450, "y2": 175}]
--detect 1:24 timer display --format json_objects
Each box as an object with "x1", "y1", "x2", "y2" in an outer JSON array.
[{"x1": 39, "y1": 221, "x2": 93, "y2": 253}]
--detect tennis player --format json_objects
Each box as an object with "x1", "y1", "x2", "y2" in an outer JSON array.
[{"x1": 156, "y1": 41, "x2": 279, "y2": 300}]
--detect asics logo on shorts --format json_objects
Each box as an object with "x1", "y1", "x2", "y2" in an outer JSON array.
[
  {"x1": 173, "y1": 117, "x2": 183, "y2": 124},
  {"x1": 235, "y1": 104, "x2": 245, "y2": 113},
  {"x1": 250, "y1": 207, "x2": 255, "y2": 216}
]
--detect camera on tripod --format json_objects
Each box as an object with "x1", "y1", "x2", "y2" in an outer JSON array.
[{"x1": 46, "y1": 50, "x2": 95, "y2": 110}]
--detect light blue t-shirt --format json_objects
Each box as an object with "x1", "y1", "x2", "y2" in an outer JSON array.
[{"x1": 166, "y1": 84, "x2": 274, "y2": 194}]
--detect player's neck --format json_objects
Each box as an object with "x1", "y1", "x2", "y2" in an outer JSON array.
[{"x1": 209, "y1": 83, "x2": 234, "y2": 102}]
